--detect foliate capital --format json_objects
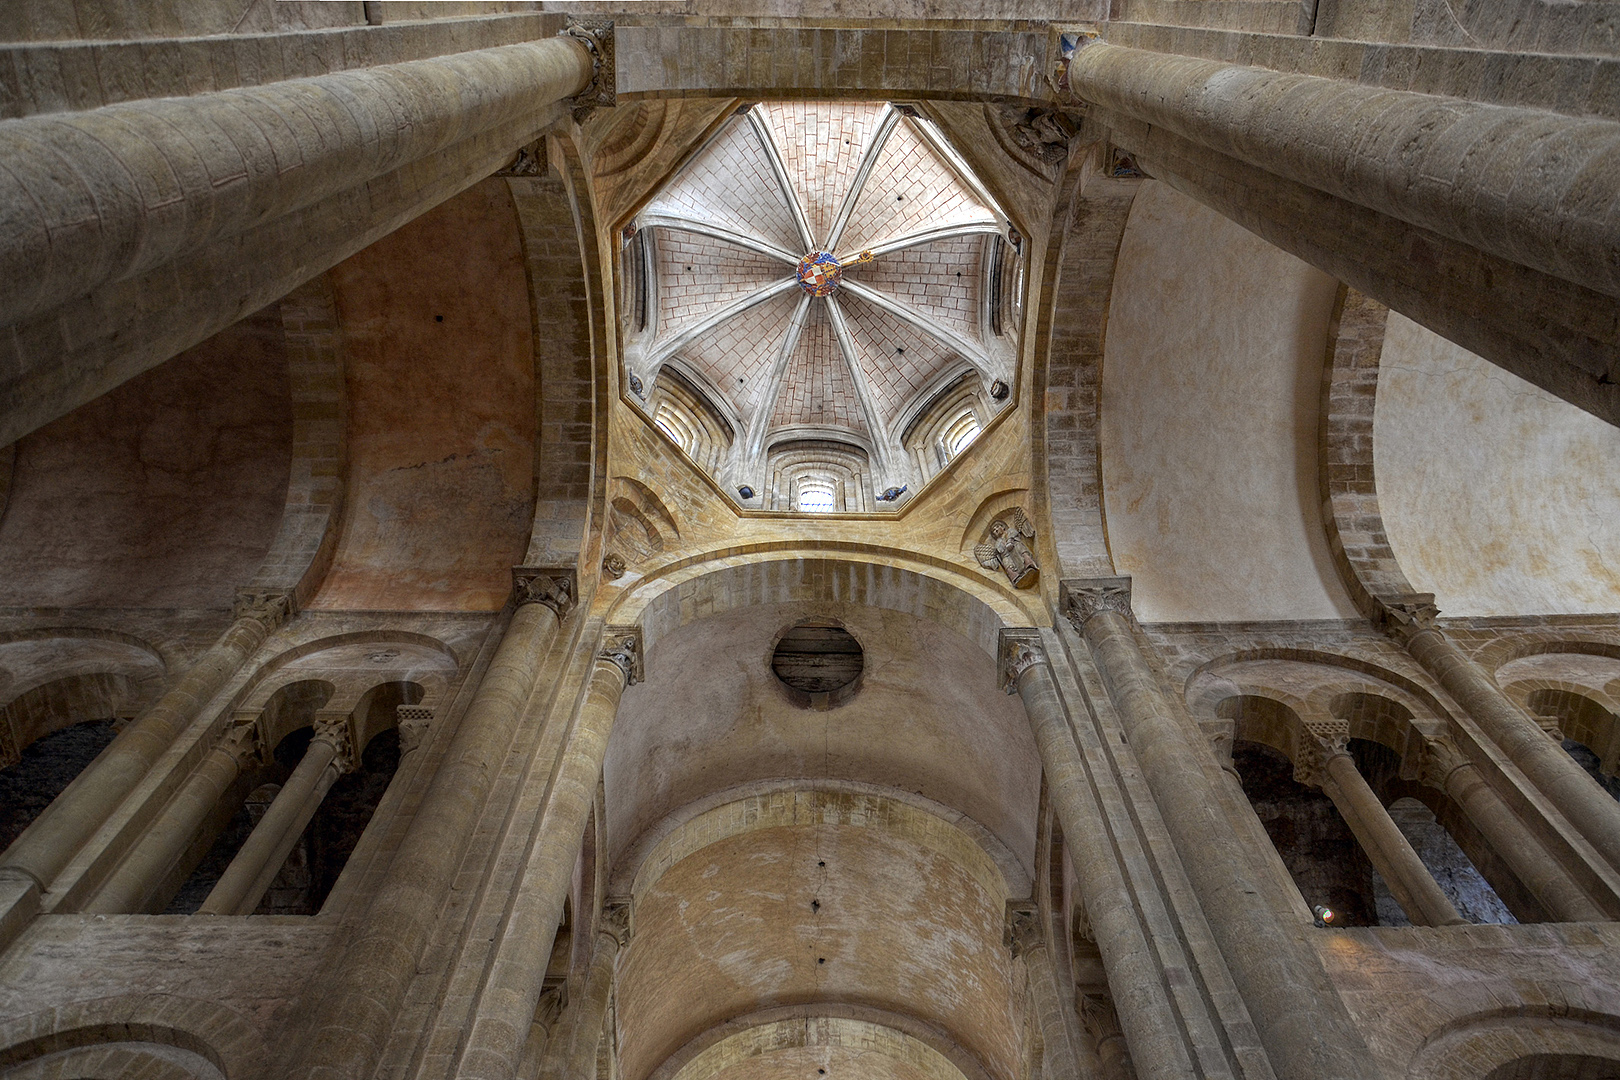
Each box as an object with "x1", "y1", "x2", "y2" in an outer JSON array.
[
  {"x1": 1004, "y1": 901, "x2": 1042, "y2": 959},
  {"x1": 220, "y1": 714, "x2": 265, "y2": 765},
  {"x1": 601, "y1": 898, "x2": 633, "y2": 947},
  {"x1": 396, "y1": 705, "x2": 433, "y2": 754},
  {"x1": 513, "y1": 567, "x2": 577, "y2": 619},
  {"x1": 1420, "y1": 735, "x2": 1470, "y2": 789},
  {"x1": 598, "y1": 626, "x2": 643, "y2": 686},
  {"x1": 1293, "y1": 730, "x2": 1349, "y2": 788},
  {"x1": 561, "y1": 21, "x2": 615, "y2": 117},
  {"x1": 1079, "y1": 993, "x2": 1125, "y2": 1044},
  {"x1": 1060, "y1": 576, "x2": 1132, "y2": 631},
  {"x1": 998, "y1": 629, "x2": 1046, "y2": 694},
  {"x1": 234, "y1": 589, "x2": 293, "y2": 630},
  {"x1": 1380, "y1": 593, "x2": 1441, "y2": 642},
  {"x1": 313, "y1": 712, "x2": 357, "y2": 773}
]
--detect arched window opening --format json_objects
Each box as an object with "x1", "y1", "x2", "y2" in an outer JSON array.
[
  {"x1": 0, "y1": 719, "x2": 120, "y2": 856},
  {"x1": 165, "y1": 680, "x2": 415, "y2": 916},
  {"x1": 764, "y1": 439, "x2": 871, "y2": 513},
  {"x1": 1349, "y1": 736, "x2": 1517, "y2": 925},
  {"x1": 646, "y1": 366, "x2": 733, "y2": 474},
  {"x1": 1528, "y1": 688, "x2": 1620, "y2": 801},
  {"x1": 901, "y1": 372, "x2": 989, "y2": 484},
  {"x1": 1228, "y1": 735, "x2": 1381, "y2": 926},
  {"x1": 796, "y1": 480, "x2": 837, "y2": 513}
]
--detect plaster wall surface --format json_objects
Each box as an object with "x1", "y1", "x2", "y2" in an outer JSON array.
[
  {"x1": 1376, "y1": 312, "x2": 1620, "y2": 617},
  {"x1": 615, "y1": 823, "x2": 1020, "y2": 1080},
  {"x1": 0, "y1": 311, "x2": 292, "y2": 610},
  {"x1": 313, "y1": 179, "x2": 536, "y2": 613},
  {"x1": 1100, "y1": 182, "x2": 1353, "y2": 622},
  {"x1": 604, "y1": 601, "x2": 1040, "y2": 875}
]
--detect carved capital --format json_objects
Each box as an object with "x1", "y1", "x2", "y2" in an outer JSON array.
[
  {"x1": 312, "y1": 712, "x2": 357, "y2": 773},
  {"x1": 1004, "y1": 901, "x2": 1042, "y2": 959},
  {"x1": 219, "y1": 714, "x2": 265, "y2": 765},
  {"x1": 396, "y1": 704, "x2": 433, "y2": 754},
  {"x1": 1380, "y1": 593, "x2": 1441, "y2": 643},
  {"x1": 598, "y1": 626, "x2": 643, "y2": 686},
  {"x1": 1293, "y1": 731, "x2": 1349, "y2": 788},
  {"x1": 601, "y1": 898, "x2": 633, "y2": 947},
  {"x1": 233, "y1": 589, "x2": 292, "y2": 630},
  {"x1": 1060, "y1": 576, "x2": 1132, "y2": 631},
  {"x1": 1071, "y1": 897, "x2": 1095, "y2": 945},
  {"x1": 998, "y1": 629, "x2": 1046, "y2": 695},
  {"x1": 1420, "y1": 735, "x2": 1471, "y2": 790},
  {"x1": 498, "y1": 138, "x2": 547, "y2": 177},
  {"x1": 1079, "y1": 992, "x2": 1125, "y2": 1045},
  {"x1": 561, "y1": 21, "x2": 615, "y2": 119},
  {"x1": 513, "y1": 567, "x2": 577, "y2": 619},
  {"x1": 534, "y1": 983, "x2": 568, "y2": 1032}
]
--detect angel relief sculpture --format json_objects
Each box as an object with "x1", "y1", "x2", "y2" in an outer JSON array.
[{"x1": 975, "y1": 508, "x2": 1040, "y2": 589}]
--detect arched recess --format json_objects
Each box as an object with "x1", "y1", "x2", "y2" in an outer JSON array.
[
  {"x1": 651, "y1": 1012, "x2": 987, "y2": 1080},
  {"x1": 231, "y1": 632, "x2": 460, "y2": 721},
  {"x1": 510, "y1": 130, "x2": 613, "y2": 575},
  {"x1": 0, "y1": 993, "x2": 263, "y2": 1080},
  {"x1": 612, "y1": 788, "x2": 1024, "y2": 1080},
  {"x1": 1408, "y1": 1012, "x2": 1620, "y2": 1080},
  {"x1": 0, "y1": 633, "x2": 168, "y2": 759},
  {"x1": 1030, "y1": 144, "x2": 1138, "y2": 581}
]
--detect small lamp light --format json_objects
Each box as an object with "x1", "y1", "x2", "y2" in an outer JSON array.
[{"x1": 1312, "y1": 905, "x2": 1339, "y2": 927}]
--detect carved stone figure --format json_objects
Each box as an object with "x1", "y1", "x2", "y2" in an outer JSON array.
[{"x1": 975, "y1": 508, "x2": 1039, "y2": 588}]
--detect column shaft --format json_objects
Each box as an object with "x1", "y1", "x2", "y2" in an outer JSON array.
[
  {"x1": 198, "y1": 730, "x2": 344, "y2": 916},
  {"x1": 286, "y1": 593, "x2": 567, "y2": 1080},
  {"x1": 1010, "y1": 656, "x2": 1197, "y2": 1080},
  {"x1": 540, "y1": 928, "x2": 623, "y2": 1080},
  {"x1": 459, "y1": 645, "x2": 635, "y2": 1080},
  {"x1": 1073, "y1": 601, "x2": 1377, "y2": 1080},
  {"x1": 84, "y1": 720, "x2": 260, "y2": 914},
  {"x1": 0, "y1": 601, "x2": 282, "y2": 892},
  {"x1": 1020, "y1": 938, "x2": 1098, "y2": 1080},
  {"x1": 1405, "y1": 624, "x2": 1620, "y2": 876},
  {"x1": 1319, "y1": 751, "x2": 1465, "y2": 927},
  {"x1": 1438, "y1": 752, "x2": 1605, "y2": 922}
]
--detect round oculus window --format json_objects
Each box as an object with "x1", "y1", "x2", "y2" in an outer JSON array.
[{"x1": 770, "y1": 620, "x2": 864, "y2": 708}]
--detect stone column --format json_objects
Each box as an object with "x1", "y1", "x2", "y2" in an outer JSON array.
[
  {"x1": 1079, "y1": 994, "x2": 1137, "y2": 1080},
  {"x1": 1385, "y1": 597, "x2": 1620, "y2": 878},
  {"x1": 1061, "y1": 577, "x2": 1379, "y2": 1080},
  {"x1": 458, "y1": 629, "x2": 641, "y2": 1080},
  {"x1": 198, "y1": 712, "x2": 356, "y2": 916},
  {"x1": 1421, "y1": 736, "x2": 1605, "y2": 922},
  {"x1": 539, "y1": 903, "x2": 631, "y2": 1080},
  {"x1": 84, "y1": 714, "x2": 266, "y2": 914},
  {"x1": 1300, "y1": 735, "x2": 1466, "y2": 927},
  {"x1": 1001, "y1": 635, "x2": 1197, "y2": 1080},
  {"x1": 1007, "y1": 905, "x2": 1097, "y2": 1080},
  {"x1": 0, "y1": 591, "x2": 289, "y2": 928},
  {"x1": 286, "y1": 569, "x2": 576, "y2": 1080},
  {"x1": 517, "y1": 987, "x2": 568, "y2": 1080}
]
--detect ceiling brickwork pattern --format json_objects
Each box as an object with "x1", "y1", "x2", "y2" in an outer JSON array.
[{"x1": 629, "y1": 102, "x2": 1013, "y2": 493}]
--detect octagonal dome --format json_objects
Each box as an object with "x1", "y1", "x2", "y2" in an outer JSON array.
[{"x1": 620, "y1": 102, "x2": 1021, "y2": 513}]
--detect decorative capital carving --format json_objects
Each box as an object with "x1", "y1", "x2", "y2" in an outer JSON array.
[
  {"x1": 534, "y1": 983, "x2": 568, "y2": 1032},
  {"x1": 601, "y1": 898, "x2": 633, "y2": 947},
  {"x1": 998, "y1": 629, "x2": 1046, "y2": 694},
  {"x1": 1380, "y1": 593, "x2": 1441, "y2": 642},
  {"x1": 0, "y1": 717, "x2": 19, "y2": 771},
  {"x1": 561, "y1": 21, "x2": 615, "y2": 119},
  {"x1": 233, "y1": 589, "x2": 292, "y2": 630},
  {"x1": 602, "y1": 552, "x2": 627, "y2": 580},
  {"x1": 1060, "y1": 577, "x2": 1132, "y2": 631},
  {"x1": 1419, "y1": 735, "x2": 1472, "y2": 790},
  {"x1": 220, "y1": 714, "x2": 265, "y2": 765},
  {"x1": 396, "y1": 705, "x2": 433, "y2": 754},
  {"x1": 1071, "y1": 897, "x2": 1095, "y2": 945},
  {"x1": 1004, "y1": 901, "x2": 1041, "y2": 959},
  {"x1": 1293, "y1": 731, "x2": 1349, "y2": 788},
  {"x1": 513, "y1": 567, "x2": 577, "y2": 619},
  {"x1": 497, "y1": 138, "x2": 547, "y2": 177},
  {"x1": 1079, "y1": 992, "x2": 1125, "y2": 1045},
  {"x1": 598, "y1": 626, "x2": 643, "y2": 686},
  {"x1": 313, "y1": 712, "x2": 357, "y2": 773},
  {"x1": 974, "y1": 507, "x2": 1040, "y2": 589}
]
